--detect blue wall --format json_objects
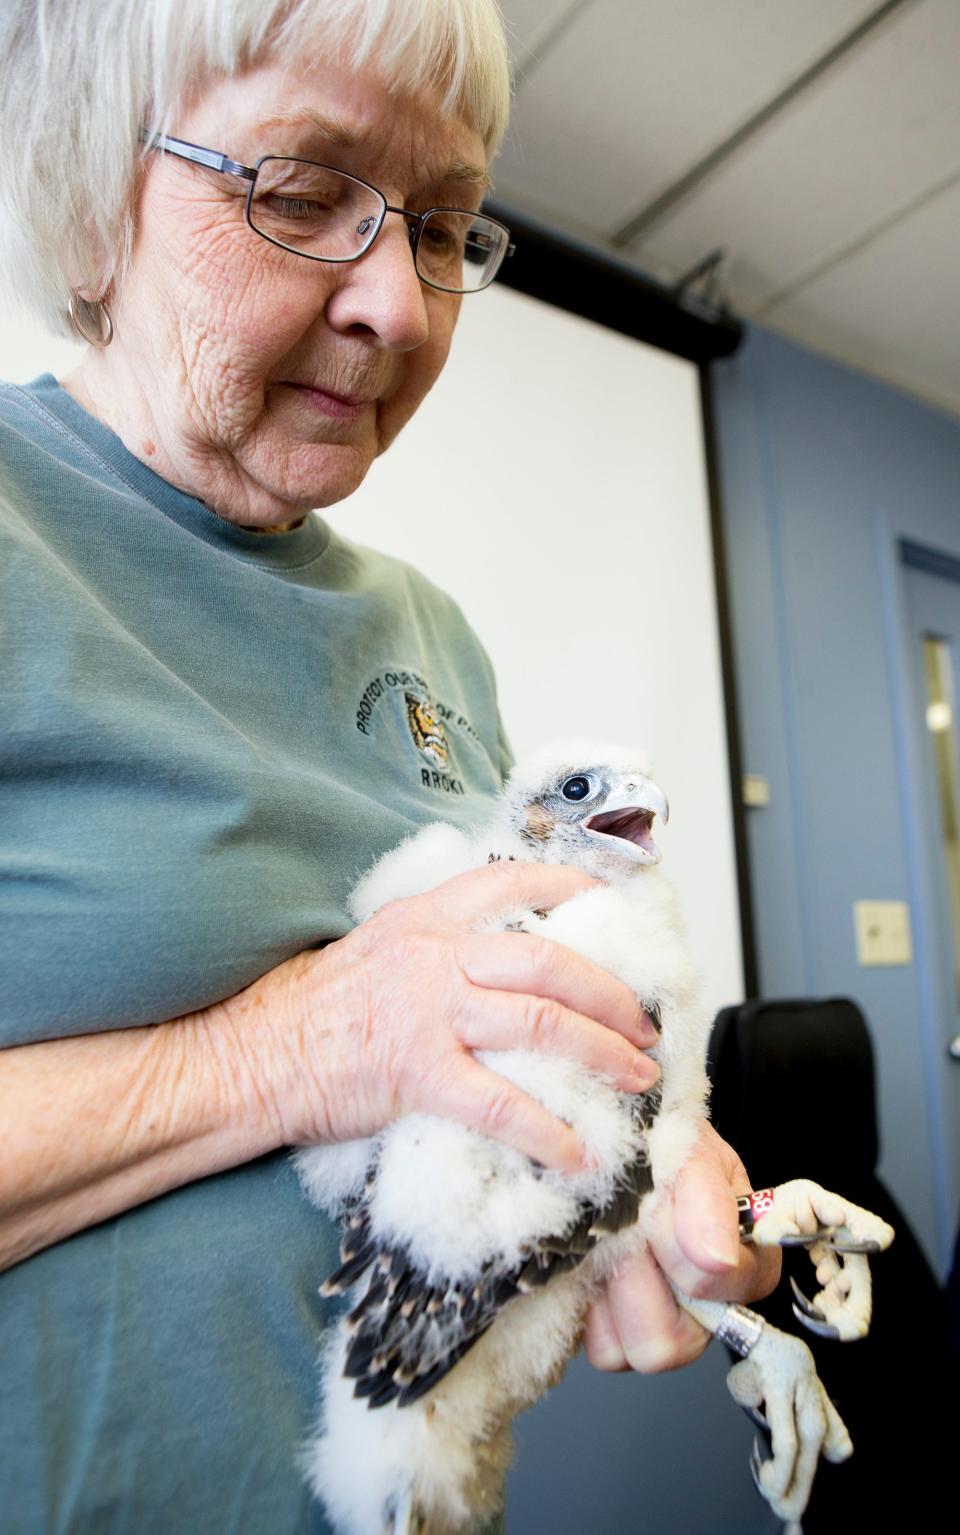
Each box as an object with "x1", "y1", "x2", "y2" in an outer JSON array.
[
  {"x1": 713, "y1": 324, "x2": 960, "y2": 1274},
  {"x1": 505, "y1": 1346, "x2": 779, "y2": 1534},
  {"x1": 506, "y1": 324, "x2": 960, "y2": 1535}
]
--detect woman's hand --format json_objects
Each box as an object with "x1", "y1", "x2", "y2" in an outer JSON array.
[
  {"x1": 583, "y1": 1122, "x2": 782, "y2": 1372},
  {"x1": 216, "y1": 860, "x2": 661, "y2": 1171}
]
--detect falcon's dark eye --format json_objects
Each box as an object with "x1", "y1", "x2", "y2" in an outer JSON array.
[{"x1": 561, "y1": 776, "x2": 591, "y2": 802}]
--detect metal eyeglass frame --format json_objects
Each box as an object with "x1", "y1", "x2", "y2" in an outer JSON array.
[{"x1": 142, "y1": 133, "x2": 515, "y2": 293}]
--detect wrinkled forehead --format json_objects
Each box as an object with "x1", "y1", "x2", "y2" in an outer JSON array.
[{"x1": 175, "y1": 59, "x2": 491, "y2": 196}]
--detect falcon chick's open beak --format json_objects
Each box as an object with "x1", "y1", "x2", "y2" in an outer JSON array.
[{"x1": 583, "y1": 776, "x2": 670, "y2": 864}]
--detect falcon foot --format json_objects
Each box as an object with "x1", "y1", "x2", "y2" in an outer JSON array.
[
  {"x1": 727, "y1": 1325, "x2": 853, "y2": 1523},
  {"x1": 744, "y1": 1179, "x2": 894, "y2": 1341}
]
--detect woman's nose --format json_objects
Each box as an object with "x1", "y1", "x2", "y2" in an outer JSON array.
[{"x1": 324, "y1": 217, "x2": 431, "y2": 351}]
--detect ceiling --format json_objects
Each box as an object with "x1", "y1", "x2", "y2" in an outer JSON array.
[{"x1": 494, "y1": 0, "x2": 960, "y2": 420}]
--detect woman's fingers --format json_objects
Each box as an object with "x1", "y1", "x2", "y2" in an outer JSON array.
[
  {"x1": 655, "y1": 1122, "x2": 782, "y2": 1303},
  {"x1": 454, "y1": 984, "x2": 658, "y2": 1092},
  {"x1": 455, "y1": 930, "x2": 657, "y2": 1051},
  {"x1": 582, "y1": 1286, "x2": 629, "y2": 1371},
  {"x1": 425, "y1": 1053, "x2": 586, "y2": 1173},
  {"x1": 598, "y1": 1248, "x2": 712, "y2": 1373},
  {"x1": 667, "y1": 1137, "x2": 745, "y2": 1282},
  {"x1": 286, "y1": 857, "x2": 667, "y2": 1151},
  {"x1": 426, "y1": 860, "x2": 600, "y2": 926}
]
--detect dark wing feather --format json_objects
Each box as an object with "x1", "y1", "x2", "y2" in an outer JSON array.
[{"x1": 322, "y1": 1080, "x2": 662, "y2": 1410}]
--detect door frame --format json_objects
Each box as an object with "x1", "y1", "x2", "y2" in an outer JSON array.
[{"x1": 877, "y1": 518, "x2": 960, "y2": 1271}]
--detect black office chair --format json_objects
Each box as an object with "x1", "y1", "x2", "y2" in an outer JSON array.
[{"x1": 708, "y1": 997, "x2": 952, "y2": 1531}]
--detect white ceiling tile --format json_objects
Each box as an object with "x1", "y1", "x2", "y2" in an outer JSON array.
[
  {"x1": 759, "y1": 176, "x2": 960, "y2": 421},
  {"x1": 493, "y1": 0, "x2": 884, "y2": 231},
  {"x1": 627, "y1": 0, "x2": 960, "y2": 311},
  {"x1": 500, "y1": 0, "x2": 588, "y2": 69}
]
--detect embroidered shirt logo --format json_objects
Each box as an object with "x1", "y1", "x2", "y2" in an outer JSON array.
[
  {"x1": 354, "y1": 666, "x2": 482, "y2": 797},
  {"x1": 405, "y1": 693, "x2": 449, "y2": 769}
]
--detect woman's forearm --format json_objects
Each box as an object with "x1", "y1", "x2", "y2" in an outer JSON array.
[
  {"x1": 0, "y1": 1003, "x2": 283, "y2": 1271},
  {"x1": 0, "y1": 860, "x2": 662, "y2": 1274}
]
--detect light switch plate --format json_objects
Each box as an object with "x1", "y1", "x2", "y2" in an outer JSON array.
[
  {"x1": 853, "y1": 901, "x2": 913, "y2": 966},
  {"x1": 742, "y1": 774, "x2": 770, "y2": 808}
]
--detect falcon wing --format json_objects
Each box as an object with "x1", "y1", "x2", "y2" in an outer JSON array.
[{"x1": 321, "y1": 1088, "x2": 660, "y2": 1410}]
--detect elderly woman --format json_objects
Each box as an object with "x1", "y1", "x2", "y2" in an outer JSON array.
[{"x1": 0, "y1": 1, "x2": 777, "y2": 1530}]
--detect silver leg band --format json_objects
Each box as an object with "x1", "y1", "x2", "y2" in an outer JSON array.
[{"x1": 716, "y1": 1304, "x2": 765, "y2": 1358}]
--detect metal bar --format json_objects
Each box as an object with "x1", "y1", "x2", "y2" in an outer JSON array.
[
  {"x1": 700, "y1": 363, "x2": 760, "y2": 997},
  {"x1": 485, "y1": 199, "x2": 742, "y2": 364}
]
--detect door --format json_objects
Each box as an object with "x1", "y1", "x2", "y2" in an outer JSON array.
[{"x1": 903, "y1": 555, "x2": 960, "y2": 1263}]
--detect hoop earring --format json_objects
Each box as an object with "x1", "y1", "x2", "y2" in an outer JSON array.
[{"x1": 68, "y1": 291, "x2": 114, "y2": 348}]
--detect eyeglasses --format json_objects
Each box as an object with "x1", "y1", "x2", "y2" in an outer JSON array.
[{"x1": 143, "y1": 134, "x2": 514, "y2": 294}]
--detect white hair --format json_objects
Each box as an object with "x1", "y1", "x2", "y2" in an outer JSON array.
[{"x1": 0, "y1": 0, "x2": 511, "y2": 337}]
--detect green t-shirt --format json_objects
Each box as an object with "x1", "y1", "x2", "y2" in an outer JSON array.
[{"x1": 0, "y1": 376, "x2": 511, "y2": 1533}]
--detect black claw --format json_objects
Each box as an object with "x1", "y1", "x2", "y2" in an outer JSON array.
[
  {"x1": 778, "y1": 1229, "x2": 831, "y2": 1247},
  {"x1": 741, "y1": 1402, "x2": 770, "y2": 1432},
  {"x1": 386, "y1": 1499, "x2": 424, "y2": 1535},
  {"x1": 749, "y1": 1437, "x2": 767, "y2": 1499},
  {"x1": 788, "y1": 1274, "x2": 827, "y2": 1322},
  {"x1": 791, "y1": 1300, "x2": 841, "y2": 1340}
]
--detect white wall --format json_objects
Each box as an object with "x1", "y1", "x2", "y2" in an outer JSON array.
[
  {"x1": 2, "y1": 303, "x2": 83, "y2": 382},
  {"x1": 333, "y1": 285, "x2": 744, "y2": 1016},
  {"x1": 2, "y1": 285, "x2": 744, "y2": 1015}
]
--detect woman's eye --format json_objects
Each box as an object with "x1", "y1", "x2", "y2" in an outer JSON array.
[
  {"x1": 561, "y1": 776, "x2": 592, "y2": 802},
  {"x1": 421, "y1": 223, "x2": 458, "y2": 251},
  {"x1": 263, "y1": 195, "x2": 331, "y2": 221}
]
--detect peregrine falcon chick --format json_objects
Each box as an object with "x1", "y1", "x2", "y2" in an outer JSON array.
[{"x1": 294, "y1": 741, "x2": 893, "y2": 1534}]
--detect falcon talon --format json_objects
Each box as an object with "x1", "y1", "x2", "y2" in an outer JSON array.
[
  {"x1": 749, "y1": 1436, "x2": 768, "y2": 1498},
  {"x1": 791, "y1": 1301, "x2": 842, "y2": 1340},
  {"x1": 741, "y1": 1402, "x2": 770, "y2": 1432},
  {"x1": 385, "y1": 1487, "x2": 419, "y2": 1535},
  {"x1": 788, "y1": 1274, "x2": 827, "y2": 1322}
]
